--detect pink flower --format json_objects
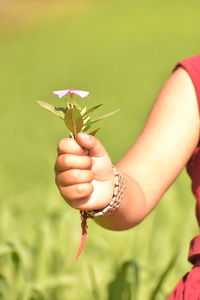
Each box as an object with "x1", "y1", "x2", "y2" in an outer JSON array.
[{"x1": 52, "y1": 89, "x2": 89, "y2": 99}]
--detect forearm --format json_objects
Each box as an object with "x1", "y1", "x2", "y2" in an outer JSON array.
[
  {"x1": 94, "y1": 169, "x2": 148, "y2": 231},
  {"x1": 56, "y1": 68, "x2": 200, "y2": 232},
  {"x1": 95, "y1": 67, "x2": 200, "y2": 230}
]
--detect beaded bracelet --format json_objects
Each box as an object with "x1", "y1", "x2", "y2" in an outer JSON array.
[
  {"x1": 75, "y1": 166, "x2": 125, "y2": 260},
  {"x1": 86, "y1": 166, "x2": 125, "y2": 217}
]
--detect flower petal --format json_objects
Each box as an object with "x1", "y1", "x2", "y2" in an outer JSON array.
[
  {"x1": 52, "y1": 90, "x2": 70, "y2": 98},
  {"x1": 71, "y1": 90, "x2": 90, "y2": 98},
  {"x1": 52, "y1": 89, "x2": 90, "y2": 98}
]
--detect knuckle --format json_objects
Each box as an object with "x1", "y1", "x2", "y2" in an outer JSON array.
[
  {"x1": 55, "y1": 154, "x2": 72, "y2": 171},
  {"x1": 58, "y1": 186, "x2": 82, "y2": 209},
  {"x1": 58, "y1": 184, "x2": 95, "y2": 210},
  {"x1": 70, "y1": 169, "x2": 78, "y2": 178},
  {"x1": 63, "y1": 154, "x2": 71, "y2": 167},
  {"x1": 76, "y1": 184, "x2": 84, "y2": 194},
  {"x1": 57, "y1": 171, "x2": 71, "y2": 186},
  {"x1": 71, "y1": 169, "x2": 93, "y2": 182},
  {"x1": 57, "y1": 139, "x2": 65, "y2": 153},
  {"x1": 57, "y1": 138, "x2": 71, "y2": 153},
  {"x1": 76, "y1": 183, "x2": 93, "y2": 196}
]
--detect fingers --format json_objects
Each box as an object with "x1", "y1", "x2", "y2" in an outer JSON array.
[
  {"x1": 57, "y1": 134, "x2": 108, "y2": 158},
  {"x1": 57, "y1": 138, "x2": 86, "y2": 156},
  {"x1": 56, "y1": 169, "x2": 94, "y2": 186},
  {"x1": 58, "y1": 183, "x2": 94, "y2": 208},
  {"x1": 56, "y1": 138, "x2": 95, "y2": 207},
  {"x1": 55, "y1": 154, "x2": 92, "y2": 172},
  {"x1": 55, "y1": 135, "x2": 112, "y2": 210},
  {"x1": 76, "y1": 133, "x2": 108, "y2": 157}
]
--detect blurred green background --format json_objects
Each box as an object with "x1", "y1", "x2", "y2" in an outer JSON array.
[{"x1": 0, "y1": 0, "x2": 200, "y2": 299}]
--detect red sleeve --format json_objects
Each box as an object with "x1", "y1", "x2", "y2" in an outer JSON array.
[{"x1": 175, "y1": 54, "x2": 200, "y2": 112}]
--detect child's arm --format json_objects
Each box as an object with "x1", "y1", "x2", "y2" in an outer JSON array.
[{"x1": 55, "y1": 67, "x2": 200, "y2": 230}]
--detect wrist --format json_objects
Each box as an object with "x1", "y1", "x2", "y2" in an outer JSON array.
[{"x1": 85, "y1": 166, "x2": 125, "y2": 217}]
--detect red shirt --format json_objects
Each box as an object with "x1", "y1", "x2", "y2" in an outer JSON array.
[{"x1": 167, "y1": 55, "x2": 200, "y2": 299}]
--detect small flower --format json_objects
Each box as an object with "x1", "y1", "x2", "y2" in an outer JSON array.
[{"x1": 52, "y1": 89, "x2": 90, "y2": 99}]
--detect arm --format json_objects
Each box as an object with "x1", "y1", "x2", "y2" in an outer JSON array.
[
  {"x1": 95, "y1": 67, "x2": 200, "y2": 229},
  {"x1": 55, "y1": 67, "x2": 200, "y2": 230}
]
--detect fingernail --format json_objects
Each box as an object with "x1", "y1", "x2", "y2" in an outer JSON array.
[{"x1": 81, "y1": 133, "x2": 91, "y2": 141}]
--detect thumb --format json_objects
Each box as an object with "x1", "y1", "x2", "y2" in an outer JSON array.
[{"x1": 76, "y1": 133, "x2": 108, "y2": 158}]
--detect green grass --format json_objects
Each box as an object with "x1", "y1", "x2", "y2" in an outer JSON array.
[{"x1": 0, "y1": 1, "x2": 200, "y2": 299}]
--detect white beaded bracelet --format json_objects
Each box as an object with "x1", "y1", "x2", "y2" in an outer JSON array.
[{"x1": 86, "y1": 166, "x2": 125, "y2": 217}]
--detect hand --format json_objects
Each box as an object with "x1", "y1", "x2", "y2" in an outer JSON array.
[{"x1": 55, "y1": 133, "x2": 115, "y2": 211}]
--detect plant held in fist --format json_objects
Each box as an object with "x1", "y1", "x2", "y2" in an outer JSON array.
[
  {"x1": 37, "y1": 89, "x2": 119, "y2": 260},
  {"x1": 37, "y1": 89, "x2": 119, "y2": 138}
]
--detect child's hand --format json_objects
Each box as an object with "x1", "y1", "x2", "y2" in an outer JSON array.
[{"x1": 55, "y1": 133, "x2": 115, "y2": 211}]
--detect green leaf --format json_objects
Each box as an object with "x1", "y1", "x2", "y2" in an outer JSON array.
[
  {"x1": 87, "y1": 127, "x2": 102, "y2": 136},
  {"x1": 80, "y1": 107, "x2": 87, "y2": 115},
  {"x1": 85, "y1": 109, "x2": 120, "y2": 126},
  {"x1": 82, "y1": 125, "x2": 91, "y2": 132},
  {"x1": 82, "y1": 104, "x2": 103, "y2": 118},
  {"x1": 64, "y1": 108, "x2": 84, "y2": 137},
  {"x1": 71, "y1": 100, "x2": 81, "y2": 110},
  {"x1": 83, "y1": 115, "x2": 91, "y2": 124},
  {"x1": 37, "y1": 101, "x2": 64, "y2": 119},
  {"x1": 55, "y1": 107, "x2": 67, "y2": 113}
]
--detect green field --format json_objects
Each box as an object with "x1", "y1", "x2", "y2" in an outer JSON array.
[{"x1": 0, "y1": 1, "x2": 200, "y2": 299}]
